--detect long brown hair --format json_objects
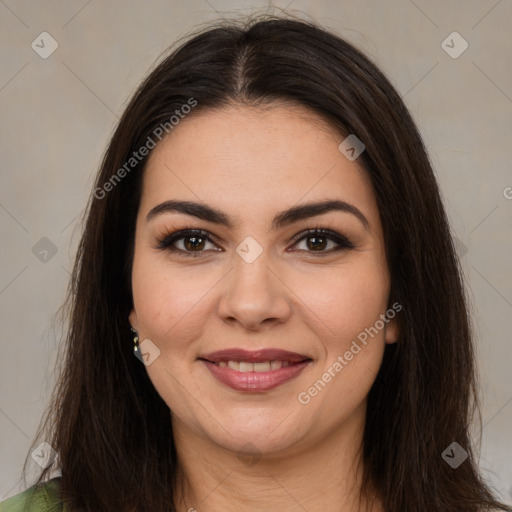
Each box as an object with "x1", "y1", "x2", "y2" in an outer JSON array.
[{"x1": 23, "y1": 12, "x2": 510, "y2": 512}]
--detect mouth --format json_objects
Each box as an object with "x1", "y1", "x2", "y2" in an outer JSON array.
[{"x1": 198, "y1": 348, "x2": 313, "y2": 392}]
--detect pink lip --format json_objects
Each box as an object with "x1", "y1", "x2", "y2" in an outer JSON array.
[{"x1": 199, "y1": 349, "x2": 312, "y2": 392}]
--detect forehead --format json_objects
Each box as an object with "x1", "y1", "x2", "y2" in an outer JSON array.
[{"x1": 140, "y1": 103, "x2": 378, "y2": 225}]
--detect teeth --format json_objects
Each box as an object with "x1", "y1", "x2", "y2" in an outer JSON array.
[
  {"x1": 253, "y1": 362, "x2": 270, "y2": 372},
  {"x1": 227, "y1": 360, "x2": 239, "y2": 371},
  {"x1": 217, "y1": 360, "x2": 294, "y2": 372},
  {"x1": 239, "y1": 361, "x2": 254, "y2": 372},
  {"x1": 270, "y1": 360, "x2": 283, "y2": 370}
]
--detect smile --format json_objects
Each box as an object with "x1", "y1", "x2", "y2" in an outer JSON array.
[
  {"x1": 198, "y1": 348, "x2": 313, "y2": 392},
  {"x1": 212, "y1": 360, "x2": 292, "y2": 371}
]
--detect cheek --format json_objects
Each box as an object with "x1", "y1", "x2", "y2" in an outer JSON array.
[
  {"x1": 292, "y1": 260, "x2": 390, "y2": 347},
  {"x1": 131, "y1": 252, "x2": 215, "y2": 342},
  {"x1": 295, "y1": 267, "x2": 389, "y2": 415}
]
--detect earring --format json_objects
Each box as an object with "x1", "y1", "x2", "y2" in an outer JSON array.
[{"x1": 131, "y1": 326, "x2": 139, "y2": 355}]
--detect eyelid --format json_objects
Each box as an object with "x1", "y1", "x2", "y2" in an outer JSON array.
[
  {"x1": 153, "y1": 225, "x2": 355, "y2": 255},
  {"x1": 290, "y1": 226, "x2": 355, "y2": 250},
  {"x1": 152, "y1": 225, "x2": 221, "y2": 253}
]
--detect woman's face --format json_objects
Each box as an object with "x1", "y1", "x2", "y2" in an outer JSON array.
[{"x1": 129, "y1": 103, "x2": 398, "y2": 456}]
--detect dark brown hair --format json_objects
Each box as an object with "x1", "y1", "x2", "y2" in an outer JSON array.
[{"x1": 23, "y1": 12, "x2": 510, "y2": 512}]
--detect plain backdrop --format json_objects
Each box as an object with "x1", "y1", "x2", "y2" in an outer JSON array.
[{"x1": 0, "y1": 0, "x2": 511, "y2": 503}]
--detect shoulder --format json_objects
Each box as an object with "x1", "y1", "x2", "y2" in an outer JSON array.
[{"x1": 0, "y1": 478, "x2": 63, "y2": 512}]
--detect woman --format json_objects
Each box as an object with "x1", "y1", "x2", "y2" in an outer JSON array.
[{"x1": 1, "y1": 13, "x2": 509, "y2": 512}]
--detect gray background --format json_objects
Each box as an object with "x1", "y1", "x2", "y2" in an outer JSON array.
[{"x1": 0, "y1": 0, "x2": 511, "y2": 503}]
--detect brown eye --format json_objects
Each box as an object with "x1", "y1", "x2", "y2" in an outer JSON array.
[
  {"x1": 304, "y1": 234, "x2": 328, "y2": 251},
  {"x1": 291, "y1": 228, "x2": 354, "y2": 254},
  {"x1": 154, "y1": 227, "x2": 354, "y2": 258},
  {"x1": 155, "y1": 229, "x2": 220, "y2": 256},
  {"x1": 182, "y1": 234, "x2": 207, "y2": 251}
]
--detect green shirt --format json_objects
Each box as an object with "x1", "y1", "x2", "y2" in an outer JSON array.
[{"x1": 0, "y1": 478, "x2": 64, "y2": 512}]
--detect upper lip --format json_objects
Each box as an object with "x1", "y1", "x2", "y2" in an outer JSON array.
[{"x1": 199, "y1": 348, "x2": 311, "y2": 363}]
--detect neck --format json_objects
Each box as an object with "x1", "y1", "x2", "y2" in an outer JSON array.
[{"x1": 171, "y1": 403, "x2": 383, "y2": 512}]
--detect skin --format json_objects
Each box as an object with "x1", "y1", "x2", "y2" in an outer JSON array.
[{"x1": 129, "y1": 102, "x2": 398, "y2": 512}]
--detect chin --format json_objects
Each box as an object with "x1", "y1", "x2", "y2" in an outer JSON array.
[
  {"x1": 209, "y1": 416, "x2": 308, "y2": 453},
  {"x1": 217, "y1": 431, "x2": 302, "y2": 458}
]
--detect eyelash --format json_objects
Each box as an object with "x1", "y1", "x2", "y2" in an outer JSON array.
[{"x1": 153, "y1": 224, "x2": 355, "y2": 258}]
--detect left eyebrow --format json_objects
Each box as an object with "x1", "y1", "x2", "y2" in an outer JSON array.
[
  {"x1": 146, "y1": 199, "x2": 370, "y2": 231},
  {"x1": 272, "y1": 199, "x2": 370, "y2": 231}
]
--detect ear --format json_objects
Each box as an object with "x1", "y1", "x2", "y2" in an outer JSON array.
[
  {"x1": 384, "y1": 315, "x2": 399, "y2": 344},
  {"x1": 128, "y1": 309, "x2": 139, "y2": 332}
]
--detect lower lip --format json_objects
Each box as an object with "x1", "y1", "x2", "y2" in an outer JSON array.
[{"x1": 200, "y1": 360, "x2": 311, "y2": 392}]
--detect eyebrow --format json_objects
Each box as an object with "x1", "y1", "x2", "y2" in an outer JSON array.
[{"x1": 146, "y1": 199, "x2": 370, "y2": 231}]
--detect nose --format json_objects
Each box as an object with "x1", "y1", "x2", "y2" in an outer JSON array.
[{"x1": 217, "y1": 250, "x2": 292, "y2": 332}]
